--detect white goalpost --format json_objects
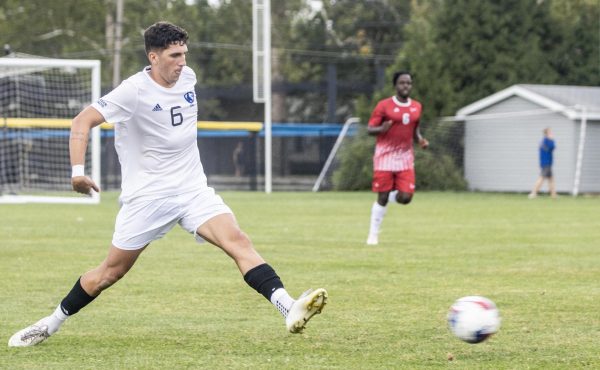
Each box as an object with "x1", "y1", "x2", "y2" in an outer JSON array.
[
  {"x1": 0, "y1": 57, "x2": 101, "y2": 204},
  {"x1": 313, "y1": 117, "x2": 359, "y2": 192}
]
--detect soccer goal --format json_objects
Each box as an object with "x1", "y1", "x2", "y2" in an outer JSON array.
[
  {"x1": 312, "y1": 117, "x2": 360, "y2": 192},
  {"x1": 0, "y1": 57, "x2": 101, "y2": 204}
]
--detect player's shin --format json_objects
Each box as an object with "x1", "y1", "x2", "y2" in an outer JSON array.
[
  {"x1": 59, "y1": 277, "x2": 97, "y2": 318},
  {"x1": 369, "y1": 202, "x2": 387, "y2": 235},
  {"x1": 387, "y1": 190, "x2": 399, "y2": 203},
  {"x1": 243, "y1": 263, "x2": 293, "y2": 317}
]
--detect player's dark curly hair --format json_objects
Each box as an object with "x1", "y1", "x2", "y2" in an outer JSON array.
[
  {"x1": 392, "y1": 71, "x2": 412, "y2": 86},
  {"x1": 144, "y1": 22, "x2": 188, "y2": 54}
]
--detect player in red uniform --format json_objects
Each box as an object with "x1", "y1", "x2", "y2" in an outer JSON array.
[{"x1": 366, "y1": 71, "x2": 428, "y2": 245}]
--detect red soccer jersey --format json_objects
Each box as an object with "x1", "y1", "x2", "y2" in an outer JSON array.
[{"x1": 368, "y1": 96, "x2": 422, "y2": 171}]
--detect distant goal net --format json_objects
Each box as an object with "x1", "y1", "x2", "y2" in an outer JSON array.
[{"x1": 0, "y1": 58, "x2": 101, "y2": 204}]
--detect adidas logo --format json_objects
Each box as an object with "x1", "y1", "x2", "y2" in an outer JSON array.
[{"x1": 152, "y1": 104, "x2": 163, "y2": 112}]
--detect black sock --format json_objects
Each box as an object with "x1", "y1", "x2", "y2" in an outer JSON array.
[
  {"x1": 60, "y1": 277, "x2": 97, "y2": 316},
  {"x1": 243, "y1": 263, "x2": 284, "y2": 301}
]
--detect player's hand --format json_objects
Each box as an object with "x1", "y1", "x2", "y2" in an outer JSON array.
[
  {"x1": 419, "y1": 137, "x2": 429, "y2": 149},
  {"x1": 380, "y1": 120, "x2": 393, "y2": 133},
  {"x1": 72, "y1": 176, "x2": 100, "y2": 195}
]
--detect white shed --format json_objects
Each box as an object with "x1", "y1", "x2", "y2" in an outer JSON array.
[{"x1": 456, "y1": 84, "x2": 600, "y2": 195}]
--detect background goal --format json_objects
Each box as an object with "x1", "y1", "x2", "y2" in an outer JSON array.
[{"x1": 0, "y1": 58, "x2": 101, "y2": 204}]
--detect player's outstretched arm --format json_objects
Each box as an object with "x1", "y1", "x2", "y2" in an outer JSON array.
[{"x1": 70, "y1": 106, "x2": 105, "y2": 194}]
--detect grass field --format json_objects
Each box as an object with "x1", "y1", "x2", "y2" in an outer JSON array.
[{"x1": 1, "y1": 191, "x2": 599, "y2": 369}]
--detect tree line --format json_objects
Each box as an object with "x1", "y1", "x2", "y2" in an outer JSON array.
[{"x1": 1, "y1": 0, "x2": 596, "y2": 124}]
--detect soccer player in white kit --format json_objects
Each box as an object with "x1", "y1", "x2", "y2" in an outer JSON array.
[{"x1": 9, "y1": 22, "x2": 327, "y2": 347}]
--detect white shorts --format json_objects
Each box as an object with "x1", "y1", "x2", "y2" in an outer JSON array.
[{"x1": 112, "y1": 188, "x2": 232, "y2": 250}]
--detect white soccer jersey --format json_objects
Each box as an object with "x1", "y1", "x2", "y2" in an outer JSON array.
[{"x1": 92, "y1": 66, "x2": 206, "y2": 202}]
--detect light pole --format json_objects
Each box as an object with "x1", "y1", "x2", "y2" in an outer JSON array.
[{"x1": 112, "y1": 0, "x2": 124, "y2": 88}]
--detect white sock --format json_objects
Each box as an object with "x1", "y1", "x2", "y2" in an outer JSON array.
[
  {"x1": 369, "y1": 202, "x2": 387, "y2": 236},
  {"x1": 40, "y1": 304, "x2": 69, "y2": 335},
  {"x1": 388, "y1": 190, "x2": 399, "y2": 203},
  {"x1": 270, "y1": 288, "x2": 295, "y2": 318}
]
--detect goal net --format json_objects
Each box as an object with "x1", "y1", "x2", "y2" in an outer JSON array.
[{"x1": 0, "y1": 57, "x2": 101, "y2": 204}]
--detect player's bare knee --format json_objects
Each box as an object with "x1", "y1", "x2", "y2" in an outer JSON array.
[
  {"x1": 377, "y1": 194, "x2": 389, "y2": 206},
  {"x1": 398, "y1": 194, "x2": 413, "y2": 204}
]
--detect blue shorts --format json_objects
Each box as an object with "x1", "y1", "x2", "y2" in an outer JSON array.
[{"x1": 540, "y1": 166, "x2": 552, "y2": 178}]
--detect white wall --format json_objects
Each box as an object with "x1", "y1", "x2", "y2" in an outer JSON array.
[
  {"x1": 579, "y1": 121, "x2": 600, "y2": 193},
  {"x1": 464, "y1": 96, "x2": 576, "y2": 193}
]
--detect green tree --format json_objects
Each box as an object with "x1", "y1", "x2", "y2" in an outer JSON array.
[
  {"x1": 396, "y1": 0, "x2": 562, "y2": 118},
  {"x1": 0, "y1": 0, "x2": 108, "y2": 77},
  {"x1": 0, "y1": 0, "x2": 203, "y2": 86},
  {"x1": 282, "y1": 0, "x2": 412, "y2": 122},
  {"x1": 544, "y1": 0, "x2": 600, "y2": 85}
]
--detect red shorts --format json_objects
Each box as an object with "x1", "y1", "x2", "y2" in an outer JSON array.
[{"x1": 372, "y1": 170, "x2": 415, "y2": 193}]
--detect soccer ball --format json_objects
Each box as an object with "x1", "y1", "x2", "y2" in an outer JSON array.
[{"x1": 447, "y1": 296, "x2": 501, "y2": 344}]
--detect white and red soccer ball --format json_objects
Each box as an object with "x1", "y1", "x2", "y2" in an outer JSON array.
[{"x1": 447, "y1": 296, "x2": 501, "y2": 343}]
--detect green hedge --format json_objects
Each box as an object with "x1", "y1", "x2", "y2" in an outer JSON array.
[{"x1": 332, "y1": 124, "x2": 467, "y2": 191}]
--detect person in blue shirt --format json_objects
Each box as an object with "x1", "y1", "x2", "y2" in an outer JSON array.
[{"x1": 529, "y1": 127, "x2": 557, "y2": 198}]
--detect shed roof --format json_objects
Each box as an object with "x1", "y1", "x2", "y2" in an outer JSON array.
[{"x1": 456, "y1": 84, "x2": 600, "y2": 121}]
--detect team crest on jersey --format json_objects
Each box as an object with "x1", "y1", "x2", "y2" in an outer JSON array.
[{"x1": 184, "y1": 91, "x2": 195, "y2": 104}]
